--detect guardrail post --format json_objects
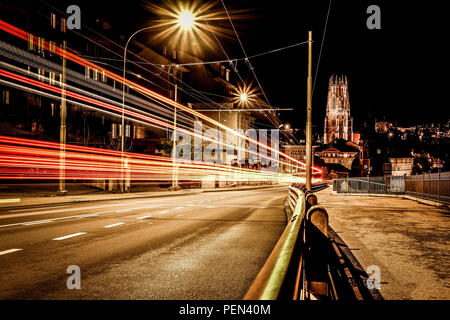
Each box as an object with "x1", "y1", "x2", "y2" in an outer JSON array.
[
  {"x1": 438, "y1": 170, "x2": 440, "y2": 202},
  {"x1": 422, "y1": 173, "x2": 424, "y2": 198},
  {"x1": 305, "y1": 206, "x2": 329, "y2": 298},
  {"x1": 305, "y1": 193, "x2": 318, "y2": 209}
]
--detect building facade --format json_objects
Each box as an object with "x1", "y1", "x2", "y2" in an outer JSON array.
[
  {"x1": 389, "y1": 157, "x2": 414, "y2": 176},
  {"x1": 323, "y1": 75, "x2": 353, "y2": 144},
  {"x1": 315, "y1": 146, "x2": 359, "y2": 170}
]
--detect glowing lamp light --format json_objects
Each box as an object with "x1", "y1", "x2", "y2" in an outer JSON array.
[
  {"x1": 177, "y1": 10, "x2": 196, "y2": 30},
  {"x1": 239, "y1": 93, "x2": 248, "y2": 102}
]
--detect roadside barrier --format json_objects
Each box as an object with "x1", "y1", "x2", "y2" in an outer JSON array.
[{"x1": 244, "y1": 182, "x2": 381, "y2": 300}]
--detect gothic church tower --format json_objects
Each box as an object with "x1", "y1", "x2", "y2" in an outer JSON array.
[{"x1": 323, "y1": 75, "x2": 353, "y2": 144}]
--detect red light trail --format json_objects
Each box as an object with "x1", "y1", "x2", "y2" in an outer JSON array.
[{"x1": 0, "y1": 18, "x2": 322, "y2": 175}]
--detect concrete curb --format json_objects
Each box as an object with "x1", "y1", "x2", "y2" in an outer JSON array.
[
  {"x1": 0, "y1": 184, "x2": 286, "y2": 210},
  {"x1": 330, "y1": 190, "x2": 450, "y2": 210}
]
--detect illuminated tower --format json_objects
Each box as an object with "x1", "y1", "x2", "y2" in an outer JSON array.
[{"x1": 323, "y1": 75, "x2": 353, "y2": 144}]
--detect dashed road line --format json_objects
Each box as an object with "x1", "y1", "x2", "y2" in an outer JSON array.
[
  {"x1": 0, "y1": 211, "x2": 115, "y2": 229},
  {"x1": 159, "y1": 210, "x2": 169, "y2": 214},
  {"x1": 21, "y1": 220, "x2": 53, "y2": 226},
  {"x1": 0, "y1": 248, "x2": 22, "y2": 256},
  {"x1": 175, "y1": 214, "x2": 186, "y2": 218},
  {"x1": 104, "y1": 222, "x2": 125, "y2": 228},
  {"x1": 174, "y1": 207, "x2": 184, "y2": 210},
  {"x1": 0, "y1": 198, "x2": 21, "y2": 204},
  {"x1": 137, "y1": 215, "x2": 152, "y2": 220},
  {"x1": 53, "y1": 232, "x2": 86, "y2": 241},
  {"x1": 9, "y1": 205, "x2": 69, "y2": 213}
]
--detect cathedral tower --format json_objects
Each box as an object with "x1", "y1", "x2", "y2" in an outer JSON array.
[{"x1": 323, "y1": 75, "x2": 353, "y2": 144}]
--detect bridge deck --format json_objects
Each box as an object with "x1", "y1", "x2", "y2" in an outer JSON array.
[{"x1": 316, "y1": 187, "x2": 450, "y2": 300}]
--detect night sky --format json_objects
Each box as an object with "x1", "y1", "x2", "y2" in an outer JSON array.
[{"x1": 38, "y1": 0, "x2": 448, "y2": 132}]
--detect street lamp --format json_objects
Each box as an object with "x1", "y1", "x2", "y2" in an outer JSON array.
[
  {"x1": 120, "y1": 25, "x2": 158, "y2": 192},
  {"x1": 239, "y1": 93, "x2": 248, "y2": 103},
  {"x1": 177, "y1": 10, "x2": 196, "y2": 30},
  {"x1": 120, "y1": 10, "x2": 196, "y2": 192}
]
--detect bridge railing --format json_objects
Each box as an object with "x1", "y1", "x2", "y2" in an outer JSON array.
[
  {"x1": 244, "y1": 183, "x2": 329, "y2": 300},
  {"x1": 333, "y1": 172, "x2": 450, "y2": 204}
]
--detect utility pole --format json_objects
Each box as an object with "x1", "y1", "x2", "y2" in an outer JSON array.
[
  {"x1": 305, "y1": 31, "x2": 313, "y2": 191},
  {"x1": 58, "y1": 40, "x2": 67, "y2": 196},
  {"x1": 171, "y1": 84, "x2": 179, "y2": 190}
]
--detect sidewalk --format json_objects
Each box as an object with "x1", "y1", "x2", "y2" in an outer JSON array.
[
  {"x1": 330, "y1": 190, "x2": 450, "y2": 210},
  {"x1": 317, "y1": 187, "x2": 450, "y2": 299},
  {"x1": 0, "y1": 183, "x2": 287, "y2": 209}
]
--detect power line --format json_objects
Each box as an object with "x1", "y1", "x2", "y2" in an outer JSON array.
[
  {"x1": 76, "y1": 40, "x2": 309, "y2": 68},
  {"x1": 312, "y1": 0, "x2": 332, "y2": 96},
  {"x1": 221, "y1": 0, "x2": 301, "y2": 144},
  {"x1": 37, "y1": 0, "x2": 228, "y2": 113}
]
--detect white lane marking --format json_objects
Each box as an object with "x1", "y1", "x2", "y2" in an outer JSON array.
[
  {"x1": 53, "y1": 232, "x2": 86, "y2": 241},
  {"x1": 77, "y1": 213, "x2": 99, "y2": 218},
  {"x1": 0, "y1": 200, "x2": 154, "y2": 220},
  {"x1": 174, "y1": 207, "x2": 184, "y2": 210},
  {"x1": 159, "y1": 210, "x2": 169, "y2": 214},
  {"x1": 21, "y1": 220, "x2": 53, "y2": 226},
  {"x1": 0, "y1": 198, "x2": 21, "y2": 204},
  {"x1": 175, "y1": 214, "x2": 186, "y2": 217},
  {"x1": 104, "y1": 222, "x2": 125, "y2": 228},
  {"x1": 115, "y1": 209, "x2": 133, "y2": 213},
  {"x1": 137, "y1": 215, "x2": 152, "y2": 220},
  {"x1": 8, "y1": 205, "x2": 69, "y2": 213},
  {"x1": 0, "y1": 211, "x2": 115, "y2": 229},
  {"x1": 0, "y1": 248, "x2": 22, "y2": 256}
]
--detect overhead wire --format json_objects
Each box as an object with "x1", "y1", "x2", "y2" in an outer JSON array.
[{"x1": 220, "y1": 0, "x2": 301, "y2": 144}]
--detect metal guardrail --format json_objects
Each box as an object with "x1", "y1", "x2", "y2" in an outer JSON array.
[
  {"x1": 244, "y1": 183, "x2": 328, "y2": 300},
  {"x1": 405, "y1": 171, "x2": 450, "y2": 204},
  {"x1": 333, "y1": 172, "x2": 450, "y2": 204},
  {"x1": 244, "y1": 182, "x2": 381, "y2": 300}
]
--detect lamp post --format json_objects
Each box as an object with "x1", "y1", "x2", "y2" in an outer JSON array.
[
  {"x1": 58, "y1": 40, "x2": 67, "y2": 196},
  {"x1": 121, "y1": 25, "x2": 158, "y2": 192},
  {"x1": 121, "y1": 10, "x2": 196, "y2": 192},
  {"x1": 305, "y1": 31, "x2": 313, "y2": 190}
]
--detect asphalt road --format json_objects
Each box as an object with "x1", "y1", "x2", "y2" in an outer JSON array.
[
  {"x1": 317, "y1": 188, "x2": 450, "y2": 300},
  {"x1": 0, "y1": 186, "x2": 289, "y2": 299}
]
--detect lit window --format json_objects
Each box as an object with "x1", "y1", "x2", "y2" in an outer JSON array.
[
  {"x1": 28, "y1": 34, "x2": 34, "y2": 50},
  {"x1": 37, "y1": 37, "x2": 42, "y2": 53},
  {"x1": 51, "y1": 13, "x2": 56, "y2": 29},
  {"x1": 2, "y1": 90, "x2": 10, "y2": 104},
  {"x1": 61, "y1": 18, "x2": 66, "y2": 33}
]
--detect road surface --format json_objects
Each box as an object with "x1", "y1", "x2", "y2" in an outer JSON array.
[
  {"x1": 316, "y1": 188, "x2": 450, "y2": 300},
  {"x1": 0, "y1": 186, "x2": 289, "y2": 299}
]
